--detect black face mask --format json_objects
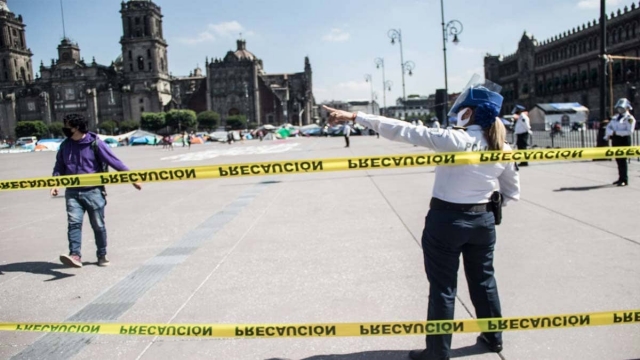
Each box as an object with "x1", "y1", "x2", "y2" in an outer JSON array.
[{"x1": 62, "y1": 127, "x2": 75, "y2": 138}]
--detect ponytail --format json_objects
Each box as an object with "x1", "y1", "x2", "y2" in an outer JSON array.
[{"x1": 483, "y1": 118, "x2": 506, "y2": 151}]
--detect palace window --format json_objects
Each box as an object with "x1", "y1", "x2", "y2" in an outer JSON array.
[{"x1": 138, "y1": 56, "x2": 144, "y2": 70}]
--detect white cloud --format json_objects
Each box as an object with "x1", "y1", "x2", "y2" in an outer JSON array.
[
  {"x1": 322, "y1": 28, "x2": 350, "y2": 42},
  {"x1": 209, "y1": 21, "x2": 254, "y2": 38},
  {"x1": 177, "y1": 31, "x2": 215, "y2": 45},
  {"x1": 577, "y1": 0, "x2": 622, "y2": 9},
  {"x1": 176, "y1": 21, "x2": 254, "y2": 45}
]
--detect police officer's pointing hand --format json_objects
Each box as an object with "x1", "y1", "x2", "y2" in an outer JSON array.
[{"x1": 323, "y1": 105, "x2": 355, "y2": 125}]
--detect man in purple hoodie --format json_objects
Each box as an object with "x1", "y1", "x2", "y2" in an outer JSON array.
[{"x1": 51, "y1": 114, "x2": 142, "y2": 268}]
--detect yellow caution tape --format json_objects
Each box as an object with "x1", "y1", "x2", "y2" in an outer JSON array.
[
  {"x1": 0, "y1": 310, "x2": 638, "y2": 338},
  {"x1": 1, "y1": 147, "x2": 639, "y2": 191}
]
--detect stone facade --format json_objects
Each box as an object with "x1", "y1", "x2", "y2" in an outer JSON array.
[
  {"x1": 206, "y1": 40, "x2": 316, "y2": 126},
  {"x1": 484, "y1": 2, "x2": 640, "y2": 120},
  {"x1": 0, "y1": 0, "x2": 315, "y2": 140}
]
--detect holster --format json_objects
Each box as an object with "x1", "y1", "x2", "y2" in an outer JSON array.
[{"x1": 490, "y1": 191, "x2": 503, "y2": 225}]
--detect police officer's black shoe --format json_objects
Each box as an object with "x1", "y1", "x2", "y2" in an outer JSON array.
[
  {"x1": 612, "y1": 180, "x2": 621, "y2": 185},
  {"x1": 408, "y1": 349, "x2": 449, "y2": 360},
  {"x1": 477, "y1": 334, "x2": 503, "y2": 353},
  {"x1": 617, "y1": 181, "x2": 628, "y2": 187}
]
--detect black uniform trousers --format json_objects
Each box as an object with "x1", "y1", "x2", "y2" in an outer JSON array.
[
  {"x1": 611, "y1": 135, "x2": 631, "y2": 182},
  {"x1": 516, "y1": 133, "x2": 529, "y2": 165},
  {"x1": 421, "y1": 206, "x2": 502, "y2": 358},
  {"x1": 344, "y1": 135, "x2": 350, "y2": 147}
]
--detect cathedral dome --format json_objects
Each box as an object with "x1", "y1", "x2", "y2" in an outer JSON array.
[{"x1": 234, "y1": 39, "x2": 256, "y2": 61}]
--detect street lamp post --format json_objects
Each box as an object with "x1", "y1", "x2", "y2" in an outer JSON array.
[
  {"x1": 388, "y1": 29, "x2": 415, "y2": 120},
  {"x1": 374, "y1": 58, "x2": 386, "y2": 115},
  {"x1": 383, "y1": 81, "x2": 393, "y2": 116},
  {"x1": 364, "y1": 74, "x2": 375, "y2": 114},
  {"x1": 440, "y1": 0, "x2": 463, "y2": 127}
]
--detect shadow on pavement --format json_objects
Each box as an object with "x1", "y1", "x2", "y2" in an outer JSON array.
[
  {"x1": 0, "y1": 261, "x2": 75, "y2": 282},
  {"x1": 267, "y1": 341, "x2": 492, "y2": 360},
  {"x1": 553, "y1": 184, "x2": 611, "y2": 192}
]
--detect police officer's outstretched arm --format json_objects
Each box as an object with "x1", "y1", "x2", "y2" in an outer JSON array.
[{"x1": 322, "y1": 106, "x2": 465, "y2": 152}]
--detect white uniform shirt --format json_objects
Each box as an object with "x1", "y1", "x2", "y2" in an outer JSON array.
[
  {"x1": 514, "y1": 114, "x2": 531, "y2": 135},
  {"x1": 605, "y1": 113, "x2": 636, "y2": 138},
  {"x1": 355, "y1": 112, "x2": 520, "y2": 205}
]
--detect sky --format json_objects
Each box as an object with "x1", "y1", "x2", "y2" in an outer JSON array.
[{"x1": 8, "y1": 0, "x2": 631, "y2": 106}]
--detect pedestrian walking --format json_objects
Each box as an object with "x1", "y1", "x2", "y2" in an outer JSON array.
[
  {"x1": 51, "y1": 114, "x2": 142, "y2": 268},
  {"x1": 343, "y1": 122, "x2": 351, "y2": 147},
  {"x1": 605, "y1": 98, "x2": 636, "y2": 186},
  {"x1": 323, "y1": 77, "x2": 520, "y2": 360}
]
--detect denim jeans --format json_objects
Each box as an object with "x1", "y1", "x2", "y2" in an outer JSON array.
[
  {"x1": 65, "y1": 187, "x2": 107, "y2": 258},
  {"x1": 421, "y1": 208, "x2": 502, "y2": 358}
]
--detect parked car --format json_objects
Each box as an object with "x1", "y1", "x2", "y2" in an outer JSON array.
[{"x1": 15, "y1": 136, "x2": 38, "y2": 150}]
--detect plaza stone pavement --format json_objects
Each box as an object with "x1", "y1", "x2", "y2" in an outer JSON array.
[{"x1": 0, "y1": 136, "x2": 639, "y2": 360}]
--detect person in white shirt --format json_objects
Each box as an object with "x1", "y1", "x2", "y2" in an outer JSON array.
[
  {"x1": 323, "y1": 78, "x2": 520, "y2": 360},
  {"x1": 605, "y1": 98, "x2": 636, "y2": 186},
  {"x1": 512, "y1": 105, "x2": 532, "y2": 166},
  {"x1": 429, "y1": 117, "x2": 441, "y2": 129}
]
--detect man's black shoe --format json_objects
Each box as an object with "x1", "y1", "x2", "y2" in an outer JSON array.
[
  {"x1": 477, "y1": 334, "x2": 503, "y2": 353},
  {"x1": 408, "y1": 349, "x2": 449, "y2": 360},
  {"x1": 612, "y1": 180, "x2": 621, "y2": 185}
]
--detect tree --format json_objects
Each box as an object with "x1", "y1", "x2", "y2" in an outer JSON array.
[
  {"x1": 15, "y1": 120, "x2": 48, "y2": 139},
  {"x1": 196, "y1": 111, "x2": 220, "y2": 131},
  {"x1": 247, "y1": 121, "x2": 259, "y2": 130},
  {"x1": 140, "y1": 112, "x2": 166, "y2": 132},
  {"x1": 165, "y1": 109, "x2": 197, "y2": 131},
  {"x1": 119, "y1": 120, "x2": 139, "y2": 133},
  {"x1": 48, "y1": 122, "x2": 64, "y2": 138},
  {"x1": 226, "y1": 115, "x2": 247, "y2": 130},
  {"x1": 98, "y1": 120, "x2": 117, "y2": 135}
]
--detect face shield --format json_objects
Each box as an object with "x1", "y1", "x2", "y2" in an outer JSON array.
[
  {"x1": 448, "y1": 74, "x2": 503, "y2": 118},
  {"x1": 615, "y1": 98, "x2": 633, "y2": 113}
]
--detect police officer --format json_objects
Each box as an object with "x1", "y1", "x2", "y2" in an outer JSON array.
[
  {"x1": 513, "y1": 104, "x2": 531, "y2": 166},
  {"x1": 323, "y1": 77, "x2": 520, "y2": 360},
  {"x1": 605, "y1": 98, "x2": 636, "y2": 186}
]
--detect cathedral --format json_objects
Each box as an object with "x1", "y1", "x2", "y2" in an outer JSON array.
[{"x1": 0, "y1": 0, "x2": 315, "y2": 140}]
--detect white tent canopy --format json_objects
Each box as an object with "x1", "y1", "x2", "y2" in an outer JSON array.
[{"x1": 528, "y1": 103, "x2": 589, "y2": 131}]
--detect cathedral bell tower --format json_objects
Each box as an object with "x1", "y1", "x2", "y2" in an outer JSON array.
[
  {"x1": 119, "y1": 0, "x2": 171, "y2": 122},
  {"x1": 0, "y1": 0, "x2": 33, "y2": 87}
]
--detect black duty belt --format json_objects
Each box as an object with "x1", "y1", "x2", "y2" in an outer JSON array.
[{"x1": 429, "y1": 197, "x2": 491, "y2": 213}]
